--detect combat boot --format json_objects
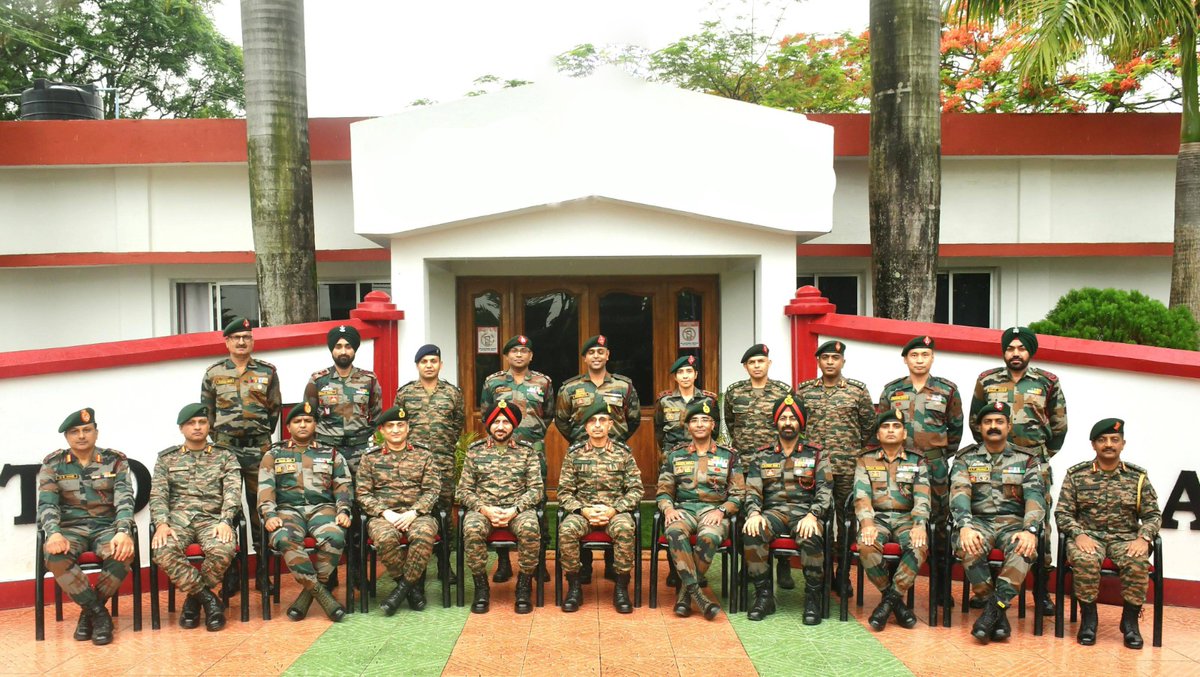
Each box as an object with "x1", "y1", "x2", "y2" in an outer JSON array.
[
  {"x1": 471, "y1": 573, "x2": 490, "y2": 614},
  {"x1": 1121, "y1": 603, "x2": 1144, "y2": 649},
  {"x1": 747, "y1": 579, "x2": 776, "y2": 622},
  {"x1": 613, "y1": 573, "x2": 633, "y2": 614},
  {"x1": 1038, "y1": 592, "x2": 1055, "y2": 617},
  {"x1": 803, "y1": 585, "x2": 823, "y2": 626},
  {"x1": 199, "y1": 587, "x2": 226, "y2": 632},
  {"x1": 493, "y1": 550, "x2": 513, "y2": 583},
  {"x1": 287, "y1": 589, "x2": 313, "y2": 621},
  {"x1": 562, "y1": 573, "x2": 584, "y2": 612},
  {"x1": 991, "y1": 606, "x2": 1011, "y2": 641},
  {"x1": 73, "y1": 607, "x2": 92, "y2": 641},
  {"x1": 891, "y1": 590, "x2": 918, "y2": 629},
  {"x1": 313, "y1": 583, "x2": 346, "y2": 622},
  {"x1": 868, "y1": 591, "x2": 895, "y2": 631},
  {"x1": 971, "y1": 596, "x2": 1007, "y2": 643},
  {"x1": 777, "y1": 558, "x2": 795, "y2": 590},
  {"x1": 88, "y1": 602, "x2": 114, "y2": 646},
  {"x1": 379, "y1": 578, "x2": 411, "y2": 617},
  {"x1": 688, "y1": 583, "x2": 720, "y2": 621},
  {"x1": 1077, "y1": 601, "x2": 1098, "y2": 645},
  {"x1": 407, "y1": 574, "x2": 427, "y2": 611},
  {"x1": 673, "y1": 585, "x2": 692, "y2": 618},
  {"x1": 514, "y1": 572, "x2": 533, "y2": 614},
  {"x1": 179, "y1": 592, "x2": 201, "y2": 629}
]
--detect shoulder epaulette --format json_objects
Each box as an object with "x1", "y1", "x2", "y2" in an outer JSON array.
[
  {"x1": 846, "y1": 378, "x2": 867, "y2": 391},
  {"x1": 978, "y1": 366, "x2": 1005, "y2": 379},
  {"x1": 358, "y1": 367, "x2": 378, "y2": 378},
  {"x1": 1124, "y1": 461, "x2": 1148, "y2": 474},
  {"x1": 310, "y1": 367, "x2": 331, "y2": 380},
  {"x1": 933, "y1": 375, "x2": 959, "y2": 390},
  {"x1": 43, "y1": 449, "x2": 66, "y2": 464},
  {"x1": 205, "y1": 358, "x2": 228, "y2": 370},
  {"x1": 795, "y1": 378, "x2": 819, "y2": 390},
  {"x1": 397, "y1": 379, "x2": 419, "y2": 390},
  {"x1": 612, "y1": 373, "x2": 635, "y2": 386},
  {"x1": 485, "y1": 370, "x2": 507, "y2": 381},
  {"x1": 566, "y1": 440, "x2": 588, "y2": 453},
  {"x1": 726, "y1": 379, "x2": 750, "y2": 391},
  {"x1": 804, "y1": 440, "x2": 824, "y2": 452},
  {"x1": 467, "y1": 438, "x2": 489, "y2": 450},
  {"x1": 656, "y1": 389, "x2": 674, "y2": 400},
  {"x1": 530, "y1": 370, "x2": 550, "y2": 381},
  {"x1": 858, "y1": 445, "x2": 879, "y2": 456},
  {"x1": 515, "y1": 439, "x2": 535, "y2": 450},
  {"x1": 408, "y1": 441, "x2": 432, "y2": 453},
  {"x1": 254, "y1": 358, "x2": 278, "y2": 371},
  {"x1": 440, "y1": 379, "x2": 462, "y2": 392},
  {"x1": 613, "y1": 440, "x2": 632, "y2": 452},
  {"x1": 100, "y1": 447, "x2": 128, "y2": 461},
  {"x1": 1067, "y1": 460, "x2": 1092, "y2": 475},
  {"x1": 562, "y1": 374, "x2": 586, "y2": 386},
  {"x1": 755, "y1": 443, "x2": 774, "y2": 454},
  {"x1": 701, "y1": 389, "x2": 717, "y2": 399},
  {"x1": 360, "y1": 444, "x2": 384, "y2": 456},
  {"x1": 882, "y1": 376, "x2": 906, "y2": 389},
  {"x1": 1031, "y1": 366, "x2": 1059, "y2": 383},
  {"x1": 157, "y1": 445, "x2": 181, "y2": 457}
]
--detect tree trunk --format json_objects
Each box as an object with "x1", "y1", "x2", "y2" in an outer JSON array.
[
  {"x1": 868, "y1": 0, "x2": 941, "y2": 321},
  {"x1": 1170, "y1": 21, "x2": 1200, "y2": 324},
  {"x1": 240, "y1": 0, "x2": 318, "y2": 326}
]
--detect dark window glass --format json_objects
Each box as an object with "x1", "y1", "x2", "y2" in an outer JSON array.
[
  {"x1": 934, "y1": 273, "x2": 950, "y2": 324},
  {"x1": 818, "y1": 277, "x2": 858, "y2": 315},
  {"x1": 952, "y1": 272, "x2": 991, "y2": 328},
  {"x1": 523, "y1": 291, "x2": 580, "y2": 397},
  {"x1": 599, "y1": 292, "x2": 654, "y2": 404},
  {"x1": 361, "y1": 282, "x2": 391, "y2": 300},
  {"x1": 473, "y1": 291, "x2": 502, "y2": 406},
  {"x1": 797, "y1": 276, "x2": 816, "y2": 288},
  {"x1": 320, "y1": 283, "x2": 358, "y2": 321},
  {"x1": 675, "y1": 290, "x2": 704, "y2": 390},
  {"x1": 217, "y1": 284, "x2": 259, "y2": 330}
]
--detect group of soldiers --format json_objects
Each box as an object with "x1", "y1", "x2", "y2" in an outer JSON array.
[{"x1": 36, "y1": 318, "x2": 1160, "y2": 652}]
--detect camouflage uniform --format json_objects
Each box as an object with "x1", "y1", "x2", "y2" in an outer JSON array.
[
  {"x1": 37, "y1": 448, "x2": 135, "y2": 607},
  {"x1": 557, "y1": 440, "x2": 643, "y2": 574},
  {"x1": 1055, "y1": 460, "x2": 1161, "y2": 604},
  {"x1": 481, "y1": 368, "x2": 555, "y2": 472},
  {"x1": 394, "y1": 379, "x2": 464, "y2": 512},
  {"x1": 554, "y1": 372, "x2": 641, "y2": 443},
  {"x1": 653, "y1": 388, "x2": 717, "y2": 464},
  {"x1": 202, "y1": 357, "x2": 281, "y2": 544},
  {"x1": 743, "y1": 440, "x2": 832, "y2": 587},
  {"x1": 305, "y1": 365, "x2": 383, "y2": 474},
  {"x1": 456, "y1": 437, "x2": 544, "y2": 575},
  {"x1": 949, "y1": 442, "x2": 1046, "y2": 602},
  {"x1": 258, "y1": 440, "x2": 352, "y2": 589},
  {"x1": 853, "y1": 447, "x2": 931, "y2": 595},
  {"x1": 657, "y1": 443, "x2": 745, "y2": 588},
  {"x1": 722, "y1": 379, "x2": 793, "y2": 466},
  {"x1": 356, "y1": 442, "x2": 441, "y2": 584},
  {"x1": 149, "y1": 443, "x2": 242, "y2": 595}
]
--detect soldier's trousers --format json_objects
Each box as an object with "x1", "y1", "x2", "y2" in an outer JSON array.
[
  {"x1": 664, "y1": 508, "x2": 729, "y2": 588},
  {"x1": 367, "y1": 514, "x2": 439, "y2": 584},
  {"x1": 955, "y1": 515, "x2": 1032, "y2": 603},
  {"x1": 268, "y1": 506, "x2": 346, "y2": 589},
  {"x1": 832, "y1": 472, "x2": 855, "y2": 549},
  {"x1": 558, "y1": 513, "x2": 635, "y2": 575},
  {"x1": 463, "y1": 509, "x2": 540, "y2": 576},
  {"x1": 742, "y1": 509, "x2": 823, "y2": 587},
  {"x1": 43, "y1": 524, "x2": 130, "y2": 607},
  {"x1": 858, "y1": 512, "x2": 927, "y2": 595},
  {"x1": 151, "y1": 516, "x2": 236, "y2": 595},
  {"x1": 1066, "y1": 536, "x2": 1150, "y2": 605}
]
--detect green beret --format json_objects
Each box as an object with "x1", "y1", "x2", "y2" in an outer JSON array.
[
  {"x1": 328, "y1": 325, "x2": 361, "y2": 351},
  {"x1": 483, "y1": 399, "x2": 522, "y2": 428},
  {"x1": 1089, "y1": 418, "x2": 1125, "y2": 440},
  {"x1": 223, "y1": 316, "x2": 253, "y2": 337},
  {"x1": 683, "y1": 398, "x2": 717, "y2": 423},
  {"x1": 503, "y1": 335, "x2": 532, "y2": 353},
  {"x1": 901, "y1": 335, "x2": 935, "y2": 355},
  {"x1": 580, "y1": 399, "x2": 613, "y2": 423},
  {"x1": 375, "y1": 406, "x2": 407, "y2": 426},
  {"x1": 286, "y1": 401, "x2": 316, "y2": 424},
  {"x1": 176, "y1": 403, "x2": 208, "y2": 426},
  {"x1": 740, "y1": 344, "x2": 769, "y2": 363},
  {"x1": 670, "y1": 355, "x2": 698, "y2": 373},
  {"x1": 977, "y1": 400, "x2": 1011, "y2": 422},
  {"x1": 771, "y1": 394, "x2": 805, "y2": 426},
  {"x1": 580, "y1": 334, "x2": 609, "y2": 355},
  {"x1": 1001, "y1": 326, "x2": 1038, "y2": 355},
  {"x1": 58, "y1": 407, "x2": 95, "y2": 433},
  {"x1": 873, "y1": 408, "x2": 905, "y2": 432},
  {"x1": 815, "y1": 340, "x2": 845, "y2": 357}
]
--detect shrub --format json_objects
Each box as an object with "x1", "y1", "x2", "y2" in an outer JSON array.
[{"x1": 1029, "y1": 287, "x2": 1199, "y2": 350}]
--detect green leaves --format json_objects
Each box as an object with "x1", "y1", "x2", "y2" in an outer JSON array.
[{"x1": 1030, "y1": 287, "x2": 1200, "y2": 350}]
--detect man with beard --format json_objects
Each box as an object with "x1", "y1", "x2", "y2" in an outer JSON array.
[
  {"x1": 305, "y1": 325, "x2": 383, "y2": 475},
  {"x1": 970, "y1": 326, "x2": 1067, "y2": 616}
]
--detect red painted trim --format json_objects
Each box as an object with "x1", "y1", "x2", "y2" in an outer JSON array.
[
  {"x1": 797, "y1": 243, "x2": 1174, "y2": 258},
  {"x1": 0, "y1": 249, "x2": 387, "y2": 268}
]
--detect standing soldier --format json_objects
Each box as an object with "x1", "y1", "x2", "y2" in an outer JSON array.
[
  {"x1": 457, "y1": 401, "x2": 544, "y2": 614},
  {"x1": 970, "y1": 326, "x2": 1067, "y2": 616},
  {"x1": 796, "y1": 340, "x2": 874, "y2": 596},
  {"x1": 38, "y1": 408, "x2": 135, "y2": 646},
  {"x1": 558, "y1": 401, "x2": 644, "y2": 614},
  {"x1": 654, "y1": 355, "x2": 717, "y2": 464},
  {"x1": 950, "y1": 402, "x2": 1045, "y2": 644},
  {"x1": 258, "y1": 403, "x2": 352, "y2": 622},
  {"x1": 657, "y1": 399, "x2": 744, "y2": 621},
  {"x1": 305, "y1": 325, "x2": 383, "y2": 475},
  {"x1": 743, "y1": 395, "x2": 832, "y2": 625},
  {"x1": 202, "y1": 316, "x2": 281, "y2": 585},
  {"x1": 853, "y1": 409, "x2": 930, "y2": 631},
  {"x1": 1056, "y1": 418, "x2": 1160, "y2": 649},
  {"x1": 878, "y1": 335, "x2": 961, "y2": 605},
  {"x1": 480, "y1": 334, "x2": 555, "y2": 584},
  {"x1": 356, "y1": 406, "x2": 441, "y2": 616},
  {"x1": 150, "y1": 403, "x2": 242, "y2": 632},
  {"x1": 723, "y1": 344, "x2": 792, "y2": 586}
]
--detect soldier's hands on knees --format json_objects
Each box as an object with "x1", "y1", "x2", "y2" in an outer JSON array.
[
  {"x1": 335, "y1": 513, "x2": 352, "y2": 528},
  {"x1": 1126, "y1": 537, "x2": 1150, "y2": 558},
  {"x1": 1074, "y1": 533, "x2": 1098, "y2": 555},
  {"x1": 264, "y1": 516, "x2": 283, "y2": 532},
  {"x1": 151, "y1": 524, "x2": 175, "y2": 549},
  {"x1": 858, "y1": 521, "x2": 878, "y2": 547},
  {"x1": 959, "y1": 526, "x2": 984, "y2": 556},
  {"x1": 44, "y1": 533, "x2": 70, "y2": 555},
  {"x1": 394, "y1": 510, "x2": 417, "y2": 531},
  {"x1": 700, "y1": 509, "x2": 724, "y2": 527},
  {"x1": 664, "y1": 507, "x2": 684, "y2": 525},
  {"x1": 743, "y1": 514, "x2": 765, "y2": 537},
  {"x1": 796, "y1": 513, "x2": 820, "y2": 539},
  {"x1": 215, "y1": 523, "x2": 234, "y2": 543},
  {"x1": 1011, "y1": 531, "x2": 1037, "y2": 558},
  {"x1": 910, "y1": 524, "x2": 927, "y2": 550},
  {"x1": 111, "y1": 532, "x2": 135, "y2": 562}
]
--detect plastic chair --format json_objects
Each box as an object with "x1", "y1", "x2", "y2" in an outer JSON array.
[
  {"x1": 33, "y1": 523, "x2": 142, "y2": 640},
  {"x1": 259, "y1": 514, "x2": 355, "y2": 620},
  {"x1": 649, "y1": 509, "x2": 739, "y2": 613},
  {"x1": 553, "y1": 506, "x2": 642, "y2": 608},
  {"x1": 149, "y1": 516, "x2": 250, "y2": 629}
]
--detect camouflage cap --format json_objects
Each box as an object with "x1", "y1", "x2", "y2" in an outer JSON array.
[
  {"x1": 375, "y1": 405, "x2": 407, "y2": 426},
  {"x1": 414, "y1": 344, "x2": 441, "y2": 362},
  {"x1": 580, "y1": 334, "x2": 608, "y2": 355},
  {"x1": 223, "y1": 316, "x2": 253, "y2": 337},
  {"x1": 176, "y1": 403, "x2": 208, "y2": 426},
  {"x1": 581, "y1": 399, "x2": 613, "y2": 422},
  {"x1": 740, "y1": 344, "x2": 769, "y2": 363},
  {"x1": 1001, "y1": 326, "x2": 1038, "y2": 356},
  {"x1": 1089, "y1": 417, "x2": 1125, "y2": 441},
  {"x1": 873, "y1": 408, "x2": 905, "y2": 432},
  {"x1": 814, "y1": 340, "x2": 845, "y2": 357},
  {"x1": 484, "y1": 399, "x2": 522, "y2": 428},
  {"x1": 901, "y1": 335, "x2": 935, "y2": 355},
  {"x1": 328, "y1": 325, "x2": 361, "y2": 351},
  {"x1": 771, "y1": 394, "x2": 806, "y2": 428},
  {"x1": 977, "y1": 400, "x2": 1012, "y2": 422},
  {"x1": 503, "y1": 335, "x2": 532, "y2": 353},
  {"x1": 669, "y1": 355, "x2": 698, "y2": 373},
  {"x1": 683, "y1": 397, "x2": 717, "y2": 423},
  {"x1": 58, "y1": 407, "x2": 96, "y2": 433},
  {"x1": 286, "y1": 401, "x2": 317, "y2": 424}
]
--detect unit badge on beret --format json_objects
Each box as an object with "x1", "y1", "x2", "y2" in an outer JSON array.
[
  {"x1": 687, "y1": 356, "x2": 695, "y2": 365},
  {"x1": 243, "y1": 319, "x2": 251, "y2": 328},
  {"x1": 835, "y1": 342, "x2": 842, "y2": 351},
  {"x1": 702, "y1": 402, "x2": 711, "y2": 414},
  {"x1": 519, "y1": 336, "x2": 528, "y2": 345},
  {"x1": 763, "y1": 345, "x2": 770, "y2": 355},
  {"x1": 1113, "y1": 421, "x2": 1121, "y2": 430},
  {"x1": 896, "y1": 410, "x2": 904, "y2": 421},
  {"x1": 304, "y1": 402, "x2": 313, "y2": 414},
  {"x1": 80, "y1": 409, "x2": 91, "y2": 423},
  {"x1": 993, "y1": 402, "x2": 1003, "y2": 411},
  {"x1": 923, "y1": 336, "x2": 931, "y2": 346},
  {"x1": 597, "y1": 335, "x2": 607, "y2": 346}
]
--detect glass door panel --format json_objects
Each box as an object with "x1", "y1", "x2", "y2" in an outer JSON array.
[
  {"x1": 522, "y1": 291, "x2": 580, "y2": 397},
  {"x1": 598, "y1": 291, "x2": 654, "y2": 402}
]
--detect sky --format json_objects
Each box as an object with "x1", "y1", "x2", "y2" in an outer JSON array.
[{"x1": 211, "y1": 0, "x2": 870, "y2": 117}]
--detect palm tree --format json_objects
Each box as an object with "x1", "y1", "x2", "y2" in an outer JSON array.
[{"x1": 946, "y1": 0, "x2": 1200, "y2": 323}]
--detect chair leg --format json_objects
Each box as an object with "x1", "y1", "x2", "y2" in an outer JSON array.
[
  {"x1": 168, "y1": 580, "x2": 176, "y2": 613},
  {"x1": 131, "y1": 541, "x2": 142, "y2": 631},
  {"x1": 150, "y1": 561, "x2": 161, "y2": 631},
  {"x1": 261, "y1": 552, "x2": 272, "y2": 621},
  {"x1": 111, "y1": 586, "x2": 119, "y2": 617},
  {"x1": 1018, "y1": 580, "x2": 1026, "y2": 619},
  {"x1": 273, "y1": 552, "x2": 282, "y2": 604},
  {"x1": 648, "y1": 546, "x2": 659, "y2": 609},
  {"x1": 54, "y1": 581, "x2": 63, "y2": 621},
  {"x1": 856, "y1": 559, "x2": 865, "y2": 606},
  {"x1": 239, "y1": 548, "x2": 250, "y2": 622},
  {"x1": 34, "y1": 552, "x2": 46, "y2": 641}
]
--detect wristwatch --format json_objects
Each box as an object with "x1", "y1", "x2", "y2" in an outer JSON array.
[
  {"x1": 716, "y1": 506, "x2": 728, "y2": 515},
  {"x1": 1026, "y1": 526, "x2": 1038, "y2": 535}
]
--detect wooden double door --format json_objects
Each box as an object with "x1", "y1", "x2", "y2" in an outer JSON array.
[{"x1": 456, "y1": 276, "x2": 720, "y2": 497}]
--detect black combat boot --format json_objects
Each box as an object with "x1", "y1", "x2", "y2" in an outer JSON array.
[
  {"x1": 407, "y1": 574, "x2": 427, "y2": 611},
  {"x1": 471, "y1": 573, "x2": 490, "y2": 614},
  {"x1": 313, "y1": 583, "x2": 346, "y2": 622},
  {"x1": 287, "y1": 589, "x2": 313, "y2": 621},
  {"x1": 179, "y1": 592, "x2": 201, "y2": 629},
  {"x1": 991, "y1": 606, "x2": 1011, "y2": 641},
  {"x1": 493, "y1": 550, "x2": 514, "y2": 583},
  {"x1": 562, "y1": 573, "x2": 584, "y2": 612},
  {"x1": 1121, "y1": 603, "x2": 1144, "y2": 649},
  {"x1": 73, "y1": 607, "x2": 92, "y2": 641},
  {"x1": 868, "y1": 591, "x2": 895, "y2": 631},
  {"x1": 1077, "y1": 601, "x2": 1098, "y2": 645},
  {"x1": 199, "y1": 587, "x2": 226, "y2": 632},
  {"x1": 88, "y1": 602, "x2": 114, "y2": 646},
  {"x1": 891, "y1": 590, "x2": 918, "y2": 629},
  {"x1": 971, "y1": 596, "x2": 1007, "y2": 643},
  {"x1": 665, "y1": 559, "x2": 680, "y2": 588},
  {"x1": 379, "y1": 578, "x2": 411, "y2": 617},
  {"x1": 777, "y1": 558, "x2": 795, "y2": 590},
  {"x1": 673, "y1": 585, "x2": 691, "y2": 618},
  {"x1": 688, "y1": 583, "x2": 720, "y2": 621},
  {"x1": 1038, "y1": 592, "x2": 1055, "y2": 617},
  {"x1": 747, "y1": 578, "x2": 776, "y2": 622},
  {"x1": 803, "y1": 585, "x2": 823, "y2": 626},
  {"x1": 613, "y1": 573, "x2": 633, "y2": 614},
  {"x1": 514, "y1": 572, "x2": 533, "y2": 614}
]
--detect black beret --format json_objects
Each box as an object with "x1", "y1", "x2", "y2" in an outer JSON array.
[
  {"x1": 815, "y1": 340, "x2": 845, "y2": 357},
  {"x1": 670, "y1": 355, "x2": 698, "y2": 373},
  {"x1": 223, "y1": 316, "x2": 253, "y2": 337},
  {"x1": 977, "y1": 400, "x2": 1011, "y2": 422},
  {"x1": 328, "y1": 325, "x2": 361, "y2": 351},
  {"x1": 484, "y1": 399, "x2": 522, "y2": 428},
  {"x1": 683, "y1": 398, "x2": 717, "y2": 423},
  {"x1": 375, "y1": 406, "x2": 407, "y2": 426},
  {"x1": 741, "y1": 344, "x2": 769, "y2": 363},
  {"x1": 771, "y1": 394, "x2": 806, "y2": 427},
  {"x1": 580, "y1": 335, "x2": 609, "y2": 355},
  {"x1": 286, "y1": 401, "x2": 317, "y2": 424},
  {"x1": 503, "y1": 335, "x2": 532, "y2": 353},
  {"x1": 1001, "y1": 326, "x2": 1038, "y2": 356},
  {"x1": 873, "y1": 408, "x2": 905, "y2": 432},
  {"x1": 1089, "y1": 418, "x2": 1125, "y2": 441},
  {"x1": 58, "y1": 407, "x2": 95, "y2": 433},
  {"x1": 176, "y1": 403, "x2": 208, "y2": 426},
  {"x1": 414, "y1": 344, "x2": 441, "y2": 362},
  {"x1": 580, "y1": 399, "x2": 613, "y2": 423},
  {"x1": 901, "y1": 335, "x2": 935, "y2": 355}
]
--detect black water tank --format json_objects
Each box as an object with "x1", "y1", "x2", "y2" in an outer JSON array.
[{"x1": 19, "y1": 79, "x2": 103, "y2": 120}]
